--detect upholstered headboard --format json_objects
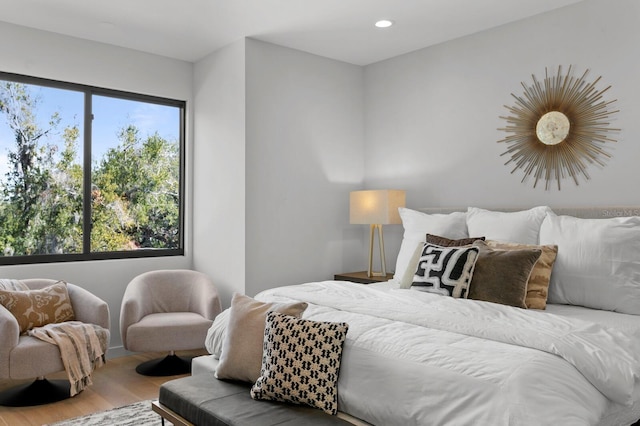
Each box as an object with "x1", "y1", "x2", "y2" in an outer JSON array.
[{"x1": 417, "y1": 206, "x2": 640, "y2": 219}]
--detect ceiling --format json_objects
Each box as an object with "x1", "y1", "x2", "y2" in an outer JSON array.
[{"x1": 0, "y1": 0, "x2": 585, "y2": 66}]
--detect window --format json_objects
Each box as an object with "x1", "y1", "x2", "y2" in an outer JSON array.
[{"x1": 0, "y1": 72, "x2": 184, "y2": 264}]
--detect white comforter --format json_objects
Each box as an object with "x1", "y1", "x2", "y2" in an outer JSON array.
[{"x1": 255, "y1": 281, "x2": 640, "y2": 426}]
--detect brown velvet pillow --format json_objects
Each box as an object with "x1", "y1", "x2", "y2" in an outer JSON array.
[
  {"x1": 426, "y1": 234, "x2": 485, "y2": 247},
  {"x1": 467, "y1": 240, "x2": 541, "y2": 309},
  {"x1": 0, "y1": 281, "x2": 75, "y2": 333},
  {"x1": 215, "y1": 293, "x2": 308, "y2": 383},
  {"x1": 486, "y1": 240, "x2": 558, "y2": 310}
]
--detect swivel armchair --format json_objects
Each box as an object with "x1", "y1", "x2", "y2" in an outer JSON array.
[
  {"x1": 0, "y1": 279, "x2": 110, "y2": 406},
  {"x1": 120, "y1": 269, "x2": 221, "y2": 376}
]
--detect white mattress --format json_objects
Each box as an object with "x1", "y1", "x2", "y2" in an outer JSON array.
[
  {"x1": 382, "y1": 278, "x2": 640, "y2": 337},
  {"x1": 544, "y1": 303, "x2": 640, "y2": 426},
  {"x1": 201, "y1": 280, "x2": 640, "y2": 425},
  {"x1": 379, "y1": 280, "x2": 640, "y2": 426},
  {"x1": 546, "y1": 303, "x2": 640, "y2": 339},
  {"x1": 256, "y1": 281, "x2": 640, "y2": 426}
]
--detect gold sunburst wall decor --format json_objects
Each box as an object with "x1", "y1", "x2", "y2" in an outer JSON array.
[{"x1": 498, "y1": 66, "x2": 620, "y2": 190}]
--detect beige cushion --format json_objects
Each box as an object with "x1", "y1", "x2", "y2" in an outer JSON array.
[
  {"x1": 126, "y1": 312, "x2": 212, "y2": 352},
  {"x1": 250, "y1": 312, "x2": 349, "y2": 415},
  {"x1": 215, "y1": 293, "x2": 308, "y2": 383},
  {"x1": 0, "y1": 282, "x2": 75, "y2": 334},
  {"x1": 486, "y1": 240, "x2": 558, "y2": 310},
  {"x1": 468, "y1": 241, "x2": 541, "y2": 309}
]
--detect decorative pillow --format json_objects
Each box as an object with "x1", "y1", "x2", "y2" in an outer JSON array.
[
  {"x1": 0, "y1": 281, "x2": 75, "y2": 334},
  {"x1": 250, "y1": 312, "x2": 349, "y2": 415},
  {"x1": 395, "y1": 208, "x2": 469, "y2": 288},
  {"x1": 215, "y1": 293, "x2": 308, "y2": 383},
  {"x1": 486, "y1": 240, "x2": 558, "y2": 309},
  {"x1": 540, "y1": 212, "x2": 640, "y2": 314},
  {"x1": 466, "y1": 206, "x2": 552, "y2": 245},
  {"x1": 411, "y1": 243, "x2": 479, "y2": 298},
  {"x1": 426, "y1": 234, "x2": 485, "y2": 247},
  {"x1": 468, "y1": 241, "x2": 541, "y2": 309}
]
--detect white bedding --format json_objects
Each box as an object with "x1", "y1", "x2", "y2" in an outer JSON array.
[{"x1": 254, "y1": 280, "x2": 640, "y2": 426}]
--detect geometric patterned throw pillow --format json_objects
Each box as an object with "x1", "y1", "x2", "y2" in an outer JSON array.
[
  {"x1": 0, "y1": 281, "x2": 75, "y2": 334},
  {"x1": 411, "y1": 243, "x2": 480, "y2": 298},
  {"x1": 250, "y1": 311, "x2": 349, "y2": 415}
]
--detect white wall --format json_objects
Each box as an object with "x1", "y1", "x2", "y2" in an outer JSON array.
[
  {"x1": 193, "y1": 39, "x2": 366, "y2": 301},
  {"x1": 192, "y1": 40, "x2": 247, "y2": 307},
  {"x1": 4, "y1": 0, "x2": 637, "y2": 352},
  {"x1": 364, "y1": 0, "x2": 640, "y2": 267},
  {"x1": 244, "y1": 39, "x2": 365, "y2": 296},
  {"x1": 0, "y1": 22, "x2": 194, "y2": 356}
]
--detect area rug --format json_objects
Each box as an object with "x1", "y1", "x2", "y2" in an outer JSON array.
[{"x1": 46, "y1": 400, "x2": 173, "y2": 426}]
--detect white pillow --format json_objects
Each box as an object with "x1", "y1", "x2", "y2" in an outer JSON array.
[
  {"x1": 394, "y1": 208, "x2": 468, "y2": 288},
  {"x1": 540, "y1": 212, "x2": 640, "y2": 315},
  {"x1": 466, "y1": 206, "x2": 551, "y2": 245}
]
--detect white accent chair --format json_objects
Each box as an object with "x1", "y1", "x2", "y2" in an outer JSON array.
[
  {"x1": 0, "y1": 279, "x2": 110, "y2": 407},
  {"x1": 120, "y1": 269, "x2": 221, "y2": 376}
]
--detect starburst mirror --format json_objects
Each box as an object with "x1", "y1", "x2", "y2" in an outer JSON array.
[{"x1": 498, "y1": 66, "x2": 619, "y2": 190}]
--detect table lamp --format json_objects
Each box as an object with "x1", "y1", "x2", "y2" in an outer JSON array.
[{"x1": 350, "y1": 189, "x2": 406, "y2": 277}]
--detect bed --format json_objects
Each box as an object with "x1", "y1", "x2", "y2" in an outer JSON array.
[{"x1": 203, "y1": 206, "x2": 640, "y2": 426}]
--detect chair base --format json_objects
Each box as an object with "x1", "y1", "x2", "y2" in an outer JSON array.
[
  {"x1": 0, "y1": 378, "x2": 71, "y2": 407},
  {"x1": 136, "y1": 354, "x2": 194, "y2": 376}
]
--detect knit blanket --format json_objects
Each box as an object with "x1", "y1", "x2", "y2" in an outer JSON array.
[
  {"x1": 28, "y1": 321, "x2": 108, "y2": 396},
  {"x1": 0, "y1": 278, "x2": 28, "y2": 291}
]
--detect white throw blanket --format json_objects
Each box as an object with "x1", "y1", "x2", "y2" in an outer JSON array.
[
  {"x1": 0, "y1": 279, "x2": 28, "y2": 291},
  {"x1": 28, "y1": 321, "x2": 107, "y2": 396},
  {"x1": 256, "y1": 281, "x2": 640, "y2": 425}
]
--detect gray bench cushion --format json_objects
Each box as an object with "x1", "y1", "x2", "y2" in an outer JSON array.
[{"x1": 159, "y1": 373, "x2": 352, "y2": 426}]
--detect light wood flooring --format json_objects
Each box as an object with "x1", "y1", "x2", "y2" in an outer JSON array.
[{"x1": 0, "y1": 349, "x2": 206, "y2": 426}]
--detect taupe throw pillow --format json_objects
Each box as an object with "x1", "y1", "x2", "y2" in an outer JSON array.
[
  {"x1": 468, "y1": 240, "x2": 541, "y2": 309},
  {"x1": 215, "y1": 293, "x2": 308, "y2": 383},
  {"x1": 0, "y1": 281, "x2": 75, "y2": 334},
  {"x1": 486, "y1": 240, "x2": 558, "y2": 310}
]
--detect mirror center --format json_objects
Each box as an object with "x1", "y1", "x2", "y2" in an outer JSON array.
[{"x1": 536, "y1": 111, "x2": 570, "y2": 145}]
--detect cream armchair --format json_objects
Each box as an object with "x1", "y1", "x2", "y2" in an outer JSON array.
[
  {"x1": 0, "y1": 279, "x2": 110, "y2": 407},
  {"x1": 120, "y1": 269, "x2": 221, "y2": 376}
]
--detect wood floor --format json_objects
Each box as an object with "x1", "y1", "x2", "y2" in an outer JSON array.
[{"x1": 0, "y1": 349, "x2": 207, "y2": 426}]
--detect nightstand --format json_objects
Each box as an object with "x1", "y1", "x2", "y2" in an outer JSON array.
[{"x1": 334, "y1": 271, "x2": 394, "y2": 284}]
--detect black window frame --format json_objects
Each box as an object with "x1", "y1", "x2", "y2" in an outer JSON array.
[{"x1": 0, "y1": 71, "x2": 186, "y2": 265}]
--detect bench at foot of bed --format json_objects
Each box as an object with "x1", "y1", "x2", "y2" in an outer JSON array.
[{"x1": 155, "y1": 373, "x2": 353, "y2": 426}]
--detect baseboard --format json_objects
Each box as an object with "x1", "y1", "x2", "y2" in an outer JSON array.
[{"x1": 106, "y1": 346, "x2": 133, "y2": 359}]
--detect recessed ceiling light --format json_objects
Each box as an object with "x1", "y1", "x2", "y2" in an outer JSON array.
[{"x1": 375, "y1": 20, "x2": 394, "y2": 28}]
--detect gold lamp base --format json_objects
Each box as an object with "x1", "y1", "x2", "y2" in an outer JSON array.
[{"x1": 367, "y1": 224, "x2": 387, "y2": 278}]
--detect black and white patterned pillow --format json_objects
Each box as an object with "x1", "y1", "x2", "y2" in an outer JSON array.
[
  {"x1": 250, "y1": 311, "x2": 349, "y2": 415},
  {"x1": 411, "y1": 243, "x2": 479, "y2": 298}
]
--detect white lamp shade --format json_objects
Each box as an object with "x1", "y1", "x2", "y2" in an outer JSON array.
[{"x1": 350, "y1": 190, "x2": 406, "y2": 225}]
